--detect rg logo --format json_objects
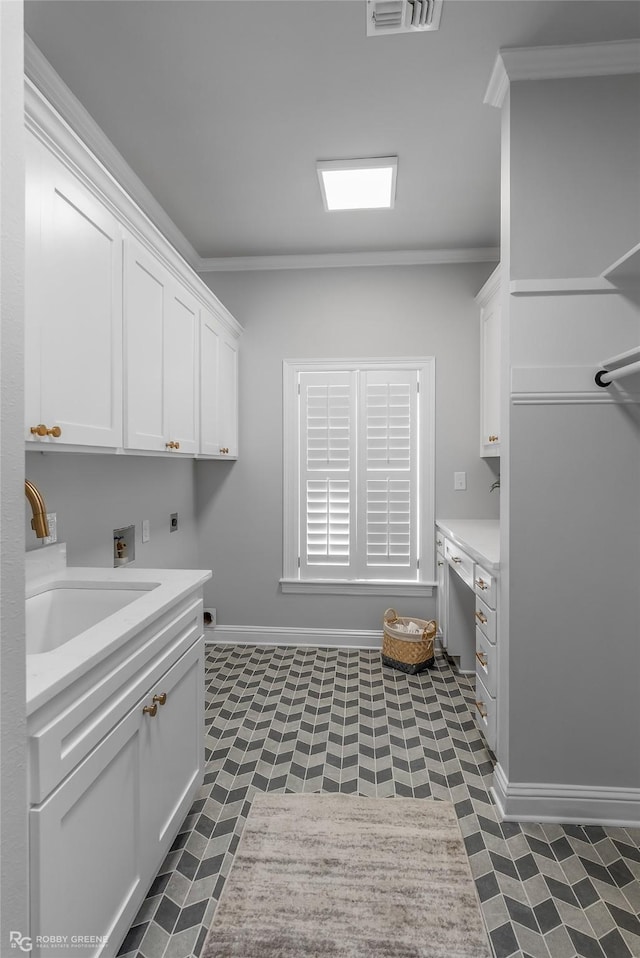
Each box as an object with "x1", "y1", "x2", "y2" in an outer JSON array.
[{"x1": 9, "y1": 932, "x2": 33, "y2": 952}]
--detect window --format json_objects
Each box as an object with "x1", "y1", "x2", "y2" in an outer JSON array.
[{"x1": 282, "y1": 359, "x2": 435, "y2": 596}]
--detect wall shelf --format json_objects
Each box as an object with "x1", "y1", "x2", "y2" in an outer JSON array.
[{"x1": 510, "y1": 243, "x2": 640, "y2": 296}]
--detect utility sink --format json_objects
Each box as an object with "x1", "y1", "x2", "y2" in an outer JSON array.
[{"x1": 26, "y1": 581, "x2": 159, "y2": 655}]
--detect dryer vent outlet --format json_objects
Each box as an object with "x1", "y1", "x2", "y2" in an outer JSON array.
[{"x1": 203, "y1": 608, "x2": 217, "y2": 629}]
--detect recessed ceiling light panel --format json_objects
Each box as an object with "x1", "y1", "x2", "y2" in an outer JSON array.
[{"x1": 317, "y1": 157, "x2": 398, "y2": 211}]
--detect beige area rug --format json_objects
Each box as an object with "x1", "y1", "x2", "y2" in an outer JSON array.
[{"x1": 202, "y1": 793, "x2": 492, "y2": 958}]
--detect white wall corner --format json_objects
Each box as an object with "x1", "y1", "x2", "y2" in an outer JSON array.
[
  {"x1": 484, "y1": 39, "x2": 640, "y2": 109},
  {"x1": 492, "y1": 764, "x2": 640, "y2": 827}
]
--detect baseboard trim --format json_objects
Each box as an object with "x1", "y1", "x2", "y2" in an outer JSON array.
[
  {"x1": 492, "y1": 763, "x2": 640, "y2": 827},
  {"x1": 204, "y1": 624, "x2": 383, "y2": 650}
]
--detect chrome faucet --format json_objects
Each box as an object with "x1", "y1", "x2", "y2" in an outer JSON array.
[{"x1": 25, "y1": 479, "x2": 50, "y2": 539}]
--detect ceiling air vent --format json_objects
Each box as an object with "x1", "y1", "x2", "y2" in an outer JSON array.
[{"x1": 366, "y1": 0, "x2": 443, "y2": 36}]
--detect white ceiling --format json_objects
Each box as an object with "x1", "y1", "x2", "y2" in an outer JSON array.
[{"x1": 24, "y1": 0, "x2": 640, "y2": 262}]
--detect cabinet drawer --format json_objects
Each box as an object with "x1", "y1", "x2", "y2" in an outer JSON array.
[
  {"x1": 475, "y1": 628, "x2": 496, "y2": 699},
  {"x1": 474, "y1": 595, "x2": 496, "y2": 645},
  {"x1": 474, "y1": 672, "x2": 496, "y2": 753},
  {"x1": 445, "y1": 539, "x2": 474, "y2": 588},
  {"x1": 474, "y1": 564, "x2": 496, "y2": 609}
]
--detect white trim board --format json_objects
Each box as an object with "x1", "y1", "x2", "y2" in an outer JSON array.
[
  {"x1": 511, "y1": 365, "x2": 640, "y2": 404},
  {"x1": 199, "y1": 248, "x2": 500, "y2": 272},
  {"x1": 492, "y1": 764, "x2": 640, "y2": 827},
  {"x1": 204, "y1": 625, "x2": 383, "y2": 650},
  {"x1": 485, "y1": 39, "x2": 640, "y2": 109}
]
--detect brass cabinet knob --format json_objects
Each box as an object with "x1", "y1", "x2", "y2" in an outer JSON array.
[
  {"x1": 165, "y1": 441, "x2": 179, "y2": 450},
  {"x1": 475, "y1": 701, "x2": 488, "y2": 719},
  {"x1": 142, "y1": 703, "x2": 157, "y2": 717},
  {"x1": 476, "y1": 578, "x2": 487, "y2": 590},
  {"x1": 220, "y1": 447, "x2": 229, "y2": 455},
  {"x1": 153, "y1": 692, "x2": 167, "y2": 706},
  {"x1": 488, "y1": 435, "x2": 499, "y2": 443},
  {"x1": 475, "y1": 610, "x2": 488, "y2": 624},
  {"x1": 174, "y1": 442, "x2": 180, "y2": 450},
  {"x1": 475, "y1": 650, "x2": 488, "y2": 668},
  {"x1": 30, "y1": 424, "x2": 63, "y2": 438}
]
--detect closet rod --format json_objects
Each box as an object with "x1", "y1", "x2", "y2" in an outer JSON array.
[{"x1": 595, "y1": 347, "x2": 640, "y2": 387}]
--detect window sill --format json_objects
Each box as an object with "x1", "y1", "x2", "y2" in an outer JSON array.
[{"x1": 279, "y1": 578, "x2": 434, "y2": 597}]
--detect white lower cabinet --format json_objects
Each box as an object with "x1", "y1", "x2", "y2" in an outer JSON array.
[
  {"x1": 436, "y1": 524, "x2": 500, "y2": 755},
  {"x1": 435, "y1": 534, "x2": 447, "y2": 650},
  {"x1": 29, "y1": 636, "x2": 204, "y2": 958}
]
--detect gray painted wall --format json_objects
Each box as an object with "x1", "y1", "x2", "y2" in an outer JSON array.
[
  {"x1": 198, "y1": 263, "x2": 499, "y2": 631},
  {"x1": 25, "y1": 453, "x2": 199, "y2": 570},
  {"x1": 505, "y1": 75, "x2": 640, "y2": 790}
]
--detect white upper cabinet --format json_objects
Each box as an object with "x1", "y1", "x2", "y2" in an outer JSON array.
[
  {"x1": 476, "y1": 266, "x2": 501, "y2": 458},
  {"x1": 25, "y1": 134, "x2": 123, "y2": 449},
  {"x1": 124, "y1": 235, "x2": 198, "y2": 455},
  {"x1": 199, "y1": 308, "x2": 239, "y2": 458},
  {"x1": 25, "y1": 93, "x2": 242, "y2": 459}
]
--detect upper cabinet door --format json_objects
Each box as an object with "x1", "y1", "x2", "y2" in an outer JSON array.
[
  {"x1": 477, "y1": 267, "x2": 501, "y2": 459},
  {"x1": 26, "y1": 136, "x2": 123, "y2": 448},
  {"x1": 164, "y1": 283, "x2": 199, "y2": 454},
  {"x1": 123, "y1": 235, "x2": 168, "y2": 451},
  {"x1": 199, "y1": 308, "x2": 222, "y2": 457},
  {"x1": 218, "y1": 330, "x2": 239, "y2": 458}
]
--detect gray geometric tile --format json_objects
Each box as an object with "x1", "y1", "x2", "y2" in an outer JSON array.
[{"x1": 118, "y1": 645, "x2": 640, "y2": 958}]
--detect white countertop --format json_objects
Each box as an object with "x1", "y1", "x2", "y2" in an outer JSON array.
[
  {"x1": 26, "y1": 544, "x2": 211, "y2": 715},
  {"x1": 436, "y1": 519, "x2": 500, "y2": 571}
]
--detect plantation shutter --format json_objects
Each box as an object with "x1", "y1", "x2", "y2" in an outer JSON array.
[
  {"x1": 358, "y1": 369, "x2": 419, "y2": 579},
  {"x1": 298, "y1": 370, "x2": 357, "y2": 577}
]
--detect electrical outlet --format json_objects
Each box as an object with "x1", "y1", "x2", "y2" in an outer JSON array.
[
  {"x1": 170, "y1": 512, "x2": 178, "y2": 533},
  {"x1": 142, "y1": 519, "x2": 150, "y2": 543},
  {"x1": 43, "y1": 513, "x2": 57, "y2": 545},
  {"x1": 203, "y1": 608, "x2": 216, "y2": 629},
  {"x1": 454, "y1": 471, "x2": 467, "y2": 491}
]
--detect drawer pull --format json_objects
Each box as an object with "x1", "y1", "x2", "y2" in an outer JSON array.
[
  {"x1": 489, "y1": 435, "x2": 499, "y2": 442},
  {"x1": 475, "y1": 610, "x2": 488, "y2": 624},
  {"x1": 437, "y1": 560, "x2": 444, "y2": 566},
  {"x1": 451, "y1": 556, "x2": 462, "y2": 564},
  {"x1": 475, "y1": 701, "x2": 488, "y2": 719},
  {"x1": 475, "y1": 651, "x2": 488, "y2": 668},
  {"x1": 436, "y1": 538, "x2": 442, "y2": 547},
  {"x1": 142, "y1": 703, "x2": 157, "y2": 717},
  {"x1": 153, "y1": 692, "x2": 167, "y2": 706},
  {"x1": 30, "y1": 424, "x2": 62, "y2": 438},
  {"x1": 476, "y1": 578, "x2": 487, "y2": 590}
]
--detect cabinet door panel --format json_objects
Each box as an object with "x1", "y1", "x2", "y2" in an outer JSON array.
[
  {"x1": 124, "y1": 236, "x2": 167, "y2": 450},
  {"x1": 39, "y1": 151, "x2": 122, "y2": 447},
  {"x1": 219, "y1": 333, "x2": 239, "y2": 457},
  {"x1": 165, "y1": 285, "x2": 198, "y2": 454},
  {"x1": 199, "y1": 309, "x2": 221, "y2": 456},
  {"x1": 30, "y1": 710, "x2": 144, "y2": 958},
  {"x1": 480, "y1": 301, "x2": 501, "y2": 457},
  {"x1": 141, "y1": 639, "x2": 204, "y2": 866}
]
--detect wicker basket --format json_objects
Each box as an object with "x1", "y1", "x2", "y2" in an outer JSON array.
[{"x1": 381, "y1": 608, "x2": 437, "y2": 675}]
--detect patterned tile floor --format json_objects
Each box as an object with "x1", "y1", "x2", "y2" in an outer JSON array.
[{"x1": 117, "y1": 645, "x2": 640, "y2": 958}]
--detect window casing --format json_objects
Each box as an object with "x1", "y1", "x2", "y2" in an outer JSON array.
[{"x1": 282, "y1": 359, "x2": 435, "y2": 596}]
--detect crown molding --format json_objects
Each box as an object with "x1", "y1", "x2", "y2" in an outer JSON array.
[
  {"x1": 198, "y1": 247, "x2": 500, "y2": 272},
  {"x1": 485, "y1": 39, "x2": 640, "y2": 108},
  {"x1": 24, "y1": 33, "x2": 201, "y2": 270}
]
